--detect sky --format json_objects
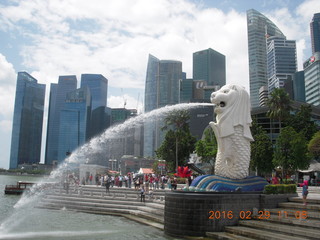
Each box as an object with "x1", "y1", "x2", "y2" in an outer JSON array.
[{"x1": 0, "y1": 0, "x2": 319, "y2": 169}]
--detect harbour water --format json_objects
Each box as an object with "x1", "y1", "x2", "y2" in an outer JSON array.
[{"x1": 0, "y1": 174, "x2": 172, "y2": 240}]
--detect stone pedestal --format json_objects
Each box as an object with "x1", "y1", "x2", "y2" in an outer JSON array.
[{"x1": 164, "y1": 191, "x2": 297, "y2": 237}]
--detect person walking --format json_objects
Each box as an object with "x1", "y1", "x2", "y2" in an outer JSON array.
[
  {"x1": 302, "y1": 180, "x2": 309, "y2": 206},
  {"x1": 105, "y1": 176, "x2": 111, "y2": 194},
  {"x1": 140, "y1": 185, "x2": 145, "y2": 202}
]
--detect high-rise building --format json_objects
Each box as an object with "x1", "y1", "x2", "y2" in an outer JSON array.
[
  {"x1": 293, "y1": 71, "x2": 306, "y2": 102},
  {"x1": 143, "y1": 54, "x2": 182, "y2": 157},
  {"x1": 247, "y1": 9, "x2": 285, "y2": 108},
  {"x1": 267, "y1": 36, "x2": 297, "y2": 97},
  {"x1": 193, "y1": 48, "x2": 226, "y2": 87},
  {"x1": 45, "y1": 75, "x2": 77, "y2": 165},
  {"x1": 304, "y1": 52, "x2": 320, "y2": 106},
  {"x1": 311, "y1": 13, "x2": 320, "y2": 54},
  {"x1": 180, "y1": 78, "x2": 193, "y2": 103},
  {"x1": 80, "y1": 74, "x2": 109, "y2": 138},
  {"x1": 10, "y1": 72, "x2": 46, "y2": 169},
  {"x1": 57, "y1": 87, "x2": 91, "y2": 162}
]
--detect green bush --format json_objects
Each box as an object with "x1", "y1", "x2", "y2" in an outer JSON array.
[{"x1": 264, "y1": 184, "x2": 296, "y2": 194}]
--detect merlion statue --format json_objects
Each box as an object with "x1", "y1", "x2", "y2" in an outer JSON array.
[{"x1": 209, "y1": 84, "x2": 253, "y2": 179}]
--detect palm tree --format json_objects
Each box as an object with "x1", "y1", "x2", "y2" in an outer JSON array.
[
  {"x1": 267, "y1": 88, "x2": 291, "y2": 134},
  {"x1": 266, "y1": 88, "x2": 291, "y2": 181},
  {"x1": 161, "y1": 110, "x2": 190, "y2": 172}
]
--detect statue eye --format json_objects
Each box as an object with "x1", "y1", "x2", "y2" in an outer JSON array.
[{"x1": 223, "y1": 90, "x2": 229, "y2": 93}]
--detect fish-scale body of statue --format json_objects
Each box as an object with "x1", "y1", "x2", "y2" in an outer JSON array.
[{"x1": 210, "y1": 84, "x2": 253, "y2": 179}]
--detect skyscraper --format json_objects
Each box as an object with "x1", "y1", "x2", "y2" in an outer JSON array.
[
  {"x1": 143, "y1": 54, "x2": 182, "y2": 157},
  {"x1": 45, "y1": 75, "x2": 77, "y2": 165},
  {"x1": 304, "y1": 52, "x2": 320, "y2": 106},
  {"x1": 80, "y1": 74, "x2": 109, "y2": 139},
  {"x1": 311, "y1": 13, "x2": 320, "y2": 54},
  {"x1": 57, "y1": 87, "x2": 91, "y2": 162},
  {"x1": 267, "y1": 36, "x2": 297, "y2": 97},
  {"x1": 10, "y1": 72, "x2": 46, "y2": 169},
  {"x1": 193, "y1": 48, "x2": 226, "y2": 87},
  {"x1": 247, "y1": 9, "x2": 285, "y2": 108}
]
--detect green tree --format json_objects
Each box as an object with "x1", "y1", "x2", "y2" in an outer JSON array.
[
  {"x1": 273, "y1": 126, "x2": 310, "y2": 179},
  {"x1": 287, "y1": 104, "x2": 318, "y2": 141},
  {"x1": 250, "y1": 120, "x2": 274, "y2": 176},
  {"x1": 156, "y1": 110, "x2": 196, "y2": 172},
  {"x1": 267, "y1": 88, "x2": 291, "y2": 137},
  {"x1": 308, "y1": 131, "x2": 320, "y2": 160},
  {"x1": 195, "y1": 127, "x2": 217, "y2": 174}
]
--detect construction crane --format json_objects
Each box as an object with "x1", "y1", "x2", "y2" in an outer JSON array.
[{"x1": 121, "y1": 88, "x2": 127, "y2": 109}]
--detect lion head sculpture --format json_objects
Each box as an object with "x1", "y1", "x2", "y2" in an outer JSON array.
[{"x1": 210, "y1": 84, "x2": 253, "y2": 141}]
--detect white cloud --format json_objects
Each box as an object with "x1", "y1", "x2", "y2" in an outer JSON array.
[
  {"x1": 108, "y1": 94, "x2": 144, "y2": 113},
  {"x1": 0, "y1": 0, "x2": 251, "y2": 91},
  {"x1": 0, "y1": 54, "x2": 16, "y2": 119}
]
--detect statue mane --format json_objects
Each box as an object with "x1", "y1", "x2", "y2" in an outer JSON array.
[{"x1": 211, "y1": 84, "x2": 253, "y2": 141}]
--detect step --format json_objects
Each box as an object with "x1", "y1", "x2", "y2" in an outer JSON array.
[
  {"x1": 44, "y1": 194, "x2": 146, "y2": 205},
  {"x1": 267, "y1": 208, "x2": 320, "y2": 220},
  {"x1": 136, "y1": 206, "x2": 164, "y2": 217},
  {"x1": 239, "y1": 220, "x2": 320, "y2": 239},
  {"x1": 289, "y1": 197, "x2": 320, "y2": 204},
  {"x1": 41, "y1": 198, "x2": 143, "y2": 211},
  {"x1": 278, "y1": 202, "x2": 320, "y2": 211},
  {"x1": 225, "y1": 226, "x2": 306, "y2": 240},
  {"x1": 206, "y1": 231, "x2": 255, "y2": 239},
  {"x1": 255, "y1": 214, "x2": 320, "y2": 230}
]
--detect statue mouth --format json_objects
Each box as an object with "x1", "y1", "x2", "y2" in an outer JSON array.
[{"x1": 217, "y1": 101, "x2": 225, "y2": 107}]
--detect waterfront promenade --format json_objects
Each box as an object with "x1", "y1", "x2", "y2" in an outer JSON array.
[{"x1": 38, "y1": 184, "x2": 320, "y2": 239}]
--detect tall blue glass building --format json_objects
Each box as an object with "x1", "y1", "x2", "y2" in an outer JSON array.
[
  {"x1": 57, "y1": 87, "x2": 91, "y2": 162},
  {"x1": 311, "y1": 13, "x2": 320, "y2": 54},
  {"x1": 80, "y1": 74, "x2": 109, "y2": 139},
  {"x1": 267, "y1": 36, "x2": 297, "y2": 97},
  {"x1": 10, "y1": 72, "x2": 46, "y2": 169},
  {"x1": 193, "y1": 48, "x2": 226, "y2": 88},
  {"x1": 247, "y1": 9, "x2": 285, "y2": 108},
  {"x1": 143, "y1": 54, "x2": 182, "y2": 157},
  {"x1": 45, "y1": 75, "x2": 77, "y2": 165}
]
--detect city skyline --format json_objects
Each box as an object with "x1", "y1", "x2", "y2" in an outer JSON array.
[{"x1": 1, "y1": 0, "x2": 319, "y2": 169}]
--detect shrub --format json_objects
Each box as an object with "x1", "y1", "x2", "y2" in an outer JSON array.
[{"x1": 264, "y1": 184, "x2": 296, "y2": 194}]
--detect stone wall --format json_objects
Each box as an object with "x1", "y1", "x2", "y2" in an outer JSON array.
[{"x1": 164, "y1": 191, "x2": 297, "y2": 237}]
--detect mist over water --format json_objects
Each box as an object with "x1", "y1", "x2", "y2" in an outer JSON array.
[{"x1": 0, "y1": 103, "x2": 212, "y2": 239}]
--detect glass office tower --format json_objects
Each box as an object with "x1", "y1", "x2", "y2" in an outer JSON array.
[
  {"x1": 311, "y1": 13, "x2": 320, "y2": 54},
  {"x1": 45, "y1": 75, "x2": 77, "y2": 165},
  {"x1": 247, "y1": 9, "x2": 285, "y2": 108},
  {"x1": 57, "y1": 87, "x2": 91, "y2": 162},
  {"x1": 193, "y1": 48, "x2": 226, "y2": 87},
  {"x1": 10, "y1": 72, "x2": 46, "y2": 169},
  {"x1": 80, "y1": 74, "x2": 109, "y2": 138},
  {"x1": 304, "y1": 52, "x2": 320, "y2": 106},
  {"x1": 143, "y1": 54, "x2": 182, "y2": 157},
  {"x1": 267, "y1": 36, "x2": 297, "y2": 97}
]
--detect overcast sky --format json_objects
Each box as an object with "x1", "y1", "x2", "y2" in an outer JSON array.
[{"x1": 0, "y1": 0, "x2": 319, "y2": 169}]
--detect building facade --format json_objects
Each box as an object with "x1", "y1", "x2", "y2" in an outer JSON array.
[
  {"x1": 311, "y1": 13, "x2": 320, "y2": 54},
  {"x1": 80, "y1": 74, "x2": 109, "y2": 139},
  {"x1": 10, "y1": 72, "x2": 46, "y2": 169},
  {"x1": 57, "y1": 87, "x2": 92, "y2": 162},
  {"x1": 45, "y1": 75, "x2": 77, "y2": 165},
  {"x1": 304, "y1": 52, "x2": 320, "y2": 106},
  {"x1": 247, "y1": 9, "x2": 285, "y2": 108},
  {"x1": 193, "y1": 48, "x2": 226, "y2": 88},
  {"x1": 143, "y1": 54, "x2": 183, "y2": 157},
  {"x1": 266, "y1": 36, "x2": 297, "y2": 97}
]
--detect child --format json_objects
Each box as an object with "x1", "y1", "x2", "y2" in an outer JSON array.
[{"x1": 302, "y1": 180, "x2": 309, "y2": 206}]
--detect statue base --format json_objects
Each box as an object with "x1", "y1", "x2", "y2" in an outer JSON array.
[{"x1": 188, "y1": 175, "x2": 268, "y2": 192}]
